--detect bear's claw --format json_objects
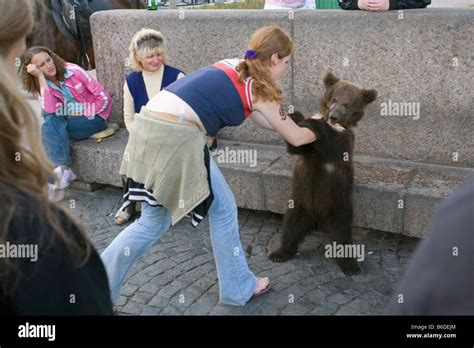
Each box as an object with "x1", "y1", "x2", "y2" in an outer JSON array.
[
  {"x1": 268, "y1": 249, "x2": 294, "y2": 263},
  {"x1": 336, "y1": 258, "x2": 361, "y2": 276}
]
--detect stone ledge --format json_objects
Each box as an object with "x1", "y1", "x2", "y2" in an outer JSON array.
[{"x1": 70, "y1": 132, "x2": 474, "y2": 237}]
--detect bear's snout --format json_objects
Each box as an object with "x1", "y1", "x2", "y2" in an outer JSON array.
[{"x1": 328, "y1": 105, "x2": 345, "y2": 123}]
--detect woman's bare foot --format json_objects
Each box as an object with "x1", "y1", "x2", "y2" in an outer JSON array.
[{"x1": 252, "y1": 277, "x2": 271, "y2": 298}]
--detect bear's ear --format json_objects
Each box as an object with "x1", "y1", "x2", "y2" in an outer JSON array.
[
  {"x1": 323, "y1": 71, "x2": 339, "y2": 88},
  {"x1": 361, "y1": 89, "x2": 377, "y2": 104}
]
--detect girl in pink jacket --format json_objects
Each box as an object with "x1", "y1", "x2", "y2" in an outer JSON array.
[{"x1": 23, "y1": 46, "x2": 112, "y2": 200}]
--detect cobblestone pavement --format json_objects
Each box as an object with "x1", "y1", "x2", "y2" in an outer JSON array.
[{"x1": 60, "y1": 187, "x2": 419, "y2": 316}]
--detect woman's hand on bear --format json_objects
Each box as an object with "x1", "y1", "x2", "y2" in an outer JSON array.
[
  {"x1": 311, "y1": 113, "x2": 345, "y2": 133},
  {"x1": 329, "y1": 123, "x2": 345, "y2": 133},
  {"x1": 311, "y1": 113, "x2": 325, "y2": 120}
]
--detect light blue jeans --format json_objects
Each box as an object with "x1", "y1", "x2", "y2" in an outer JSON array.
[
  {"x1": 100, "y1": 157, "x2": 257, "y2": 306},
  {"x1": 41, "y1": 112, "x2": 107, "y2": 166}
]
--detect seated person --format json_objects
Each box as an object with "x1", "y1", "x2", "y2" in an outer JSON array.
[
  {"x1": 114, "y1": 28, "x2": 185, "y2": 225},
  {"x1": 22, "y1": 46, "x2": 112, "y2": 201},
  {"x1": 338, "y1": 0, "x2": 431, "y2": 11}
]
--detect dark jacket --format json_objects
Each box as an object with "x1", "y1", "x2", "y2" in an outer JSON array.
[
  {"x1": 338, "y1": 0, "x2": 431, "y2": 10},
  {"x1": 0, "y1": 184, "x2": 113, "y2": 315},
  {"x1": 385, "y1": 179, "x2": 474, "y2": 315}
]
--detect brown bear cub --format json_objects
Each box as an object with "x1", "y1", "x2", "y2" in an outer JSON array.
[{"x1": 268, "y1": 72, "x2": 377, "y2": 275}]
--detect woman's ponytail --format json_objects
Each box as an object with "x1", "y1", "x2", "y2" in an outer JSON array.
[{"x1": 237, "y1": 26, "x2": 293, "y2": 103}]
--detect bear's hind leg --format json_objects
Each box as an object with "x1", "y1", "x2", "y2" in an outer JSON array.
[
  {"x1": 269, "y1": 207, "x2": 313, "y2": 263},
  {"x1": 326, "y1": 216, "x2": 361, "y2": 276}
]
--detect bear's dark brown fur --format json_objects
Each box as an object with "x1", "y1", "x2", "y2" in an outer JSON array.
[{"x1": 268, "y1": 72, "x2": 377, "y2": 275}]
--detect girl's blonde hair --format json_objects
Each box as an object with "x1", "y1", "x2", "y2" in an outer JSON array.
[
  {"x1": 129, "y1": 28, "x2": 167, "y2": 71},
  {"x1": 22, "y1": 46, "x2": 67, "y2": 96},
  {"x1": 0, "y1": 0, "x2": 91, "y2": 299},
  {"x1": 237, "y1": 26, "x2": 293, "y2": 103}
]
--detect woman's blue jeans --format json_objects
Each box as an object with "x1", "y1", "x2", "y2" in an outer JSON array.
[
  {"x1": 100, "y1": 157, "x2": 257, "y2": 306},
  {"x1": 41, "y1": 112, "x2": 107, "y2": 166}
]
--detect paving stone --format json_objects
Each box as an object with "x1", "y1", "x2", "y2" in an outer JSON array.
[
  {"x1": 307, "y1": 302, "x2": 339, "y2": 315},
  {"x1": 327, "y1": 293, "x2": 353, "y2": 306},
  {"x1": 120, "y1": 283, "x2": 139, "y2": 297},
  {"x1": 347, "y1": 298, "x2": 372, "y2": 313},
  {"x1": 148, "y1": 295, "x2": 170, "y2": 308},
  {"x1": 280, "y1": 303, "x2": 310, "y2": 316},
  {"x1": 132, "y1": 291, "x2": 155, "y2": 305},
  {"x1": 139, "y1": 282, "x2": 162, "y2": 295},
  {"x1": 140, "y1": 306, "x2": 162, "y2": 316},
  {"x1": 335, "y1": 306, "x2": 364, "y2": 316},
  {"x1": 121, "y1": 301, "x2": 145, "y2": 315},
  {"x1": 115, "y1": 295, "x2": 127, "y2": 306}
]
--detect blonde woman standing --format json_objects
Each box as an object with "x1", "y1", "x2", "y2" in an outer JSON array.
[{"x1": 114, "y1": 28, "x2": 185, "y2": 225}]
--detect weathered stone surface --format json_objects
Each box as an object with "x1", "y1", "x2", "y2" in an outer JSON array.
[
  {"x1": 403, "y1": 163, "x2": 474, "y2": 237},
  {"x1": 293, "y1": 9, "x2": 474, "y2": 167},
  {"x1": 217, "y1": 140, "x2": 286, "y2": 211},
  {"x1": 91, "y1": 9, "x2": 474, "y2": 167},
  {"x1": 262, "y1": 153, "x2": 293, "y2": 213},
  {"x1": 70, "y1": 128, "x2": 127, "y2": 187}
]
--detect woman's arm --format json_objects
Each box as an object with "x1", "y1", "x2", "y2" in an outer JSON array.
[
  {"x1": 26, "y1": 64, "x2": 58, "y2": 113},
  {"x1": 253, "y1": 101, "x2": 316, "y2": 147},
  {"x1": 36, "y1": 74, "x2": 59, "y2": 114},
  {"x1": 123, "y1": 81, "x2": 135, "y2": 130},
  {"x1": 71, "y1": 64, "x2": 111, "y2": 117},
  {"x1": 249, "y1": 110, "x2": 274, "y2": 130}
]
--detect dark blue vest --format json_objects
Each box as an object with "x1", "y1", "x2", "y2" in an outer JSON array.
[{"x1": 125, "y1": 65, "x2": 183, "y2": 113}]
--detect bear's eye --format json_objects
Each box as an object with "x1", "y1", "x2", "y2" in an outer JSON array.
[{"x1": 331, "y1": 97, "x2": 337, "y2": 103}]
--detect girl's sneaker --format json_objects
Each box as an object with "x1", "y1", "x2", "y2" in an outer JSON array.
[
  {"x1": 48, "y1": 183, "x2": 65, "y2": 202},
  {"x1": 54, "y1": 166, "x2": 77, "y2": 189}
]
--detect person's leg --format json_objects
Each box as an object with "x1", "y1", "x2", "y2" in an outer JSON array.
[
  {"x1": 100, "y1": 203, "x2": 172, "y2": 304},
  {"x1": 207, "y1": 157, "x2": 258, "y2": 306},
  {"x1": 66, "y1": 115, "x2": 107, "y2": 141},
  {"x1": 41, "y1": 112, "x2": 72, "y2": 167}
]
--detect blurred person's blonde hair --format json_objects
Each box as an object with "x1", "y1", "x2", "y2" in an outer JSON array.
[
  {"x1": 129, "y1": 28, "x2": 167, "y2": 72},
  {"x1": 0, "y1": 0, "x2": 91, "y2": 299}
]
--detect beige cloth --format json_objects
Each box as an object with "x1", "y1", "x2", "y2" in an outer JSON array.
[{"x1": 119, "y1": 107, "x2": 209, "y2": 225}]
